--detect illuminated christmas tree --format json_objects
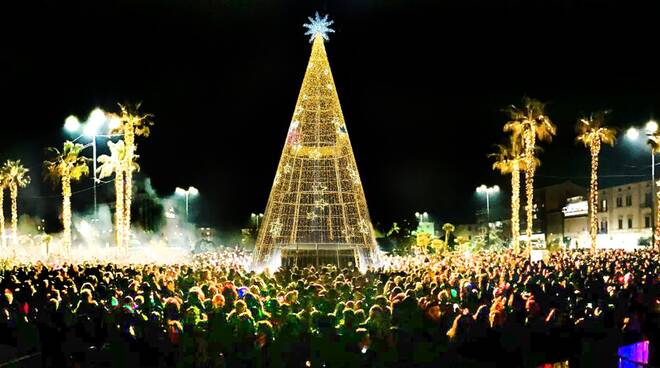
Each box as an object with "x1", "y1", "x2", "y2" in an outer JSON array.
[{"x1": 253, "y1": 13, "x2": 379, "y2": 270}]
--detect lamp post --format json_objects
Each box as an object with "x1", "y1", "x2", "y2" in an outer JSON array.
[
  {"x1": 175, "y1": 186, "x2": 199, "y2": 221},
  {"x1": 251, "y1": 213, "x2": 264, "y2": 230},
  {"x1": 64, "y1": 108, "x2": 122, "y2": 218},
  {"x1": 626, "y1": 120, "x2": 658, "y2": 247},
  {"x1": 476, "y1": 184, "x2": 500, "y2": 246}
]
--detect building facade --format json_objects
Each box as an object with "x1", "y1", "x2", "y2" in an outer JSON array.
[
  {"x1": 560, "y1": 180, "x2": 653, "y2": 248},
  {"x1": 595, "y1": 180, "x2": 653, "y2": 247}
]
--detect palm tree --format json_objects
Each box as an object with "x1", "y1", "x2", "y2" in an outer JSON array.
[
  {"x1": 645, "y1": 132, "x2": 660, "y2": 250},
  {"x1": 490, "y1": 139, "x2": 521, "y2": 253},
  {"x1": 97, "y1": 140, "x2": 139, "y2": 250},
  {"x1": 576, "y1": 111, "x2": 616, "y2": 253},
  {"x1": 2, "y1": 160, "x2": 31, "y2": 245},
  {"x1": 108, "y1": 104, "x2": 153, "y2": 249},
  {"x1": 44, "y1": 141, "x2": 89, "y2": 254},
  {"x1": 442, "y1": 223, "x2": 455, "y2": 251},
  {"x1": 0, "y1": 168, "x2": 7, "y2": 247},
  {"x1": 503, "y1": 97, "x2": 556, "y2": 252}
]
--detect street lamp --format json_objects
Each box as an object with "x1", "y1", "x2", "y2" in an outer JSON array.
[
  {"x1": 626, "y1": 120, "x2": 658, "y2": 247},
  {"x1": 251, "y1": 213, "x2": 264, "y2": 231},
  {"x1": 414, "y1": 211, "x2": 429, "y2": 222},
  {"x1": 63, "y1": 108, "x2": 120, "y2": 217},
  {"x1": 175, "y1": 186, "x2": 199, "y2": 221},
  {"x1": 476, "y1": 184, "x2": 500, "y2": 246}
]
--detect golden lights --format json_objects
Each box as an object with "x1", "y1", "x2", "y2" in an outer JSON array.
[{"x1": 253, "y1": 34, "x2": 378, "y2": 269}]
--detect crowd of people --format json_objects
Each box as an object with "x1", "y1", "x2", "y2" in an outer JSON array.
[{"x1": 0, "y1": 246, "x2": 658, "y2": 367}]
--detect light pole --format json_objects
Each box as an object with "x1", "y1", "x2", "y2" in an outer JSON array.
[
  {"x1": 476, "y1": 184, "x2": 500, "y2": 246},
  {"x1": 64, "y1": 108, "x2": 122, "y2": 218},
  {"x1": 626, "y1": 120, "x2": 658, "y2": 247},
  {"x1": 414, "y1": 211, "x2": 429, "y2": 223},
  {"x1": 251, "y1": 213, "x2": 264, "y2": 230},
  {"x1": 175, "y1": 186, "x2": 199, "y2": 221}
]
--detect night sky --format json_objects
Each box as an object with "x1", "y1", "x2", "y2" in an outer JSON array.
[{"x1": 2, "y1": 0, "x2": 660, "y2": 232}]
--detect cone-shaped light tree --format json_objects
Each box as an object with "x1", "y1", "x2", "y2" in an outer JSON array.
[
  {"x1": 2, "y1": 160, "x2": 31, "y2": 245},
  {"x1": 108, "y1": 105, "x2": 153, "y2": 249},
  {"x1": 97, "y1": 140, "x2": 139, "y2": 250},
  {"x1": 253, "y1": 13, "x2": 379, "y2": 270},
  {"x1": 503, "y1": 97, "x2": 556, "y2": 252},
  {"x1": 576, "y1": 112, "x2": 616, "y2": 253},
  {"x1": 44, "y1": 141, "x2": 89, "y2": 254}
]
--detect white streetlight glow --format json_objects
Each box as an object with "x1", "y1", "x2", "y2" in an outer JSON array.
[
  {"x1": 646, "y1": 120, "x2": 658, "y2": 134},
  {"x1": 175, "y1": 187, "x2": 186, "y2": 196},
  {"x1": 108, "y1": 116, "x2": 121, "y2": 130},
  {"x1": 64, "y1": 115, "x2": 81, "y2": 132},
  {"x1": 88, "y1": 108, "x2": 106, "y2": 126},
  {"x1": 188, "y1": 186, "x2": 199, "y2": 196},
  {"x1": 626, "y1": 127, "x2": 640, "y2": 141}
]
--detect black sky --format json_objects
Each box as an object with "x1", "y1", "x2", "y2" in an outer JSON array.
[{"x1": 2, "y1": 0, "x2": 660, "y2": 231}]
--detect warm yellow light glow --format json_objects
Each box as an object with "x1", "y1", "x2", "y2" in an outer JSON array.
[
  {"x1": 44, "y1": 141, "x2": 89, "y2": 255},
  {"x1": 97, "y1": 140, "x2": 130, "y2": 249},
  {"x1": 503, "y1": 97, "x2": 556, "y2": 254},
  {"x1": 577, "y1": 112, "x2": 616, "y2": 253},
  {"x1": 105, "y1": 105, "x2": 153, "y2": 251},
  {"x1": 253, "y1": 34, "x2": 378, "y2": 269},
  {"x1": 1, "y1": 160, "x2": 31, "y2": 246}
]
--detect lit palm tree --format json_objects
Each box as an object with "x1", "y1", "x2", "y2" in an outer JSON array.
[
  {"x1": 0, "y1": 168, "x2": 7, "y2": 247},
  {"x1": 442, "y1": 223, "x2": 455, "y2": 251},
  {"x1": 108, "y1": 104, "x2": 153, "y2": 249},
  {"x1": 645, "y1": 132, "x2": 660, "y2": 250},
  {"x1": 576, "y1": 112, "x2": 616, "y2": 253},
  {"x1": 490, "y1": 139, "x2": 521, "y2": 252},
  {"x1": 44, "y1": 141, "x2": 89, "y2": 254},
  {"x1": 503, "y1": 97, "x2": 556, "y2": 253},
  {"x1": 97, "y1": 140, "x2": 139, "y2": 250},
  {"x1": 2, "y1": 160, "x2": 31, "y2": 245},
  {"x1": 489, "y1": 136, "x2": 538, "y2": 253}
]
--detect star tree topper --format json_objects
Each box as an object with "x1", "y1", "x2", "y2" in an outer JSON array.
[{"x1": 303, "y1": 12, "x2": 335, "y2": 42}]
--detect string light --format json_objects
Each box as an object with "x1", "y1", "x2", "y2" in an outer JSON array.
[
  {"x1": 577, "y1": 113, "x2": 616, "y2": 252},
  {"x1": 503, "y1": 98, "x2": 555, "y2": 254},
  {"x1": 1, "y1": 160, "x2": 31, "y2": 246},
  {"x1": 44, "y1": 142, "x2": 89, "y2": 255},
  {"x1": 253, "y1": 15, "x2": 378, "y2": 269},
  {"x1": 107, "y1": 105, "x2": 153, "y2": 251}
]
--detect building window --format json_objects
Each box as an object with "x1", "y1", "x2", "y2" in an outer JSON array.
[
  {"x1": 618, "y1": 218, "x2": 623, "y2": 229},
  {"x1": 628, "y1": 217, "x2": 633, "y2": 229},
  {"x1": 616, "y1": 197, "x2": 623, "y2": 207},
  {"x1": 645, "y1": 192, "x2": 653, "y2": 208},
  {"x1": 599, "y1": 199, "x2": 607, "y2": 212},
  {"x1": 645, "y1": 216, "x2": 651, "y2": 228},
  {"x1": 625, "y1": 195, "x2": 632, "y2": 207},
  {"x1": 599, "y1": 219, "x2": 608, "y2": 234}
]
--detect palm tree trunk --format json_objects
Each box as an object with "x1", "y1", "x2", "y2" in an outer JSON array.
[
  {"x1": 62, "y1": 175, "x2": 72, "y2": 255},
  {"x1": 524, "y1": 127, "x2": 536, "y2": 254},
  {"x1": 0, "y1": 188, "x2": 4, "y2": 247},
  {"x1": 656, "y1": 188, "x2": 660, "y2": 250},
  {"x1": 115, "y1": 171, "x2": 124, "y2": 249},
  {"x1": 589, "y1": 141, "x2": 600, "y2": 253},
  {"x1": 123, "y1": 127, "x2": 135, "y2": 252},
  {"x1": 511, "y1": 160, "x2": 520, "y2": 253},
  {"x1": 10, "y1": 184, "x2": 18, "y2": 246}
]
